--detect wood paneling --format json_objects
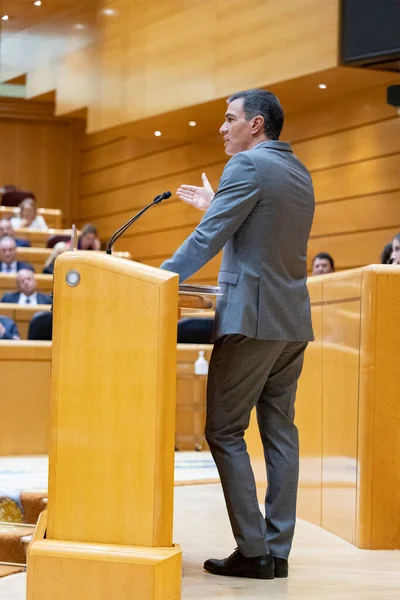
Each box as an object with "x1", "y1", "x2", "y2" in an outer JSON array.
[
  {"x1": 322, "y1": 298, "x2": 360, "y2": 544},
  {"x1": 0, "y1": 341, "x2": 51, "y2": 455},
  {"x1": 176, "y1": 345, "x2": 213, "y2": 451},
  {"x1": 2, "y1": 0, "x2": 341, "y2": 131},
  {"x1": 295, "y1": 282, "x2": 323, "y2": 527},
  {"x1": 0, "y1": 99, "x2": 80, "y2": 225},
  {"x1": 47, "y1": 252, "x2": 179, "y2": 548},
  {"x1": 88, "y1": 0, "x2": 339, "y2": 131},
  {"x1": 248, "y1": 265, "x2": 400, "y2": 549}
]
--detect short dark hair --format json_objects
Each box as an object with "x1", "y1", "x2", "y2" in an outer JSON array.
[
  {"x1": 227, "y1": 89, "x2": 284, "y2": 140},
  {"x1": 313, "y1": 252, "x2": 335, "y2": 271}
]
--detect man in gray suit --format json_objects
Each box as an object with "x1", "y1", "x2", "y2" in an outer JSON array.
[{"x1": 161, "y1": 89, "x2": 314, "y2": 580}]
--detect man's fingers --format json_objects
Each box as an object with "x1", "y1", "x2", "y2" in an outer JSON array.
[{"x1": 177, "y1": 185, "x2": 198, "y2": 193}]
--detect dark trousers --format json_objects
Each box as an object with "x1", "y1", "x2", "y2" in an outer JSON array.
[{"x1": 205, "y1": 335, "x2": 307, "y2": 559}]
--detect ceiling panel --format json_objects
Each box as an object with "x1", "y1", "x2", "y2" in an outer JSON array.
[{"x1": 0, "y1": 0, "x2": 87, "y2": 35}]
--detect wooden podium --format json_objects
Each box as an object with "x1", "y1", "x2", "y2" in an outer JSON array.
[{"x1": 27, "y1": 251, "x2": 213, "y2": 600}]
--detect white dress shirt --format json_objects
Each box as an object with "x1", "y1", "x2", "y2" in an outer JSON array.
[
  {"x1": 10, "y1": 215, "x2": 48, "y2": 231},
  {"x1": 1, "y1": 261, "x2": 17, "y2": 273},
  {"x1": 18, "y1": 293, "x2": 38, "y2": 305}
]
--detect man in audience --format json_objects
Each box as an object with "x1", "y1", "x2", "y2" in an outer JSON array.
[
  {"x1": 0, "y1": 236, "x2": 34, "y2": 273},
  {"x1": 390, "y1": 233, "x2": 400, "y2": 265},
  {"x1": 312, "y1": 252, "x2": 335, "y2": 275},
  {"x1": 0, "y1": 315, "x2": 20, "y2": 340},
  {"x1": 1, "y1": 269, "x2": 51, "y2": 305},
  {"x1": 0, "y1": 218, "x2": 31, "y2": 247}
]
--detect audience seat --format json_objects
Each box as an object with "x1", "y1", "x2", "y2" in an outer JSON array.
[
  {"x1": 46, "y1": 234, "x2": 71, "y2": 248},
  {"x1": 177, "y1": 318, "x2": 214, "y2": 344}
]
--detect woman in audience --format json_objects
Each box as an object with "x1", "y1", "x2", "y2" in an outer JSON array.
[
  {"x1": 10, "y1": 198, "x2": 48, "y2": 231},
  {"x1": 78, "y1": 224, "x2": 101, "y2": 250},
  {"x1": 42, "y1": 241, "x2": 69, "y2": 275}
]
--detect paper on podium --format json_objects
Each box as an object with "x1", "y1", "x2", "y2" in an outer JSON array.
[{"x1": 178, "y1": 284, "x2": 222, "y2": 296}]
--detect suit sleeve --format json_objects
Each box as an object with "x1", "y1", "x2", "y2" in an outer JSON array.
[
  {"x1": 0, "y1": 319, "x2": 20, "y2": 340},
  {"x1": 160, "y1": 152, "x2": 260, "y2": 282},
  {"x1": 10, "y1": 321, "x2": 20, "y2": 340}
]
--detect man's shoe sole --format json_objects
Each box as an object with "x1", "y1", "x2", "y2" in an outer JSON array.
[{"x1": 204, "y1": 564, "x2": 274, "y2": 580}]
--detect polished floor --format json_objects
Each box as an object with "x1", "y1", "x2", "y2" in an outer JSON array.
[{"x1": 1, "y1": 483, "x2": 400, "y2": 599}]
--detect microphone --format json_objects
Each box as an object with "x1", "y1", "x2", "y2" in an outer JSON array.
[{"x1": 106, "y1": 191, "x2": 171, "y2": 255}]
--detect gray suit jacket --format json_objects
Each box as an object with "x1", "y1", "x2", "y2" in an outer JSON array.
[{"x1": 161, "y1": 141, "x2": 315, "y2": 342}]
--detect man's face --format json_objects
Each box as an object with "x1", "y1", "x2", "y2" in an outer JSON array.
[
  {"x1": 0, "y1": 239, "x2": 17, "y2": 264},
  {"x1": 17, "y1": 270, "x2": 36, "y2": 295},
  {"x1": 391, "y1": 238, "x2": 400, "y2": 265},
  {"x1": 219, "y1": 99, "x2": 257, "y2": 156},
  {"x1": 312, "y1": 258, "x2": 333, "y2": 275},
  {"x1": 0, "y1": 219, "x2": 13, "y2": 237}
]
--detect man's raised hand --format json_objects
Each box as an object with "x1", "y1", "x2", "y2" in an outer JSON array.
[{"x1": 176, "y1": 172, "x2": 215, "y2": 211}]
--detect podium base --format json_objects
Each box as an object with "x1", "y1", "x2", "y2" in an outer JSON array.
[{"x1": 27, "y1": 512, "x2": 182, "y2": 600}]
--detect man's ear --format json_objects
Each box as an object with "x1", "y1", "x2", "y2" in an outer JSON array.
[{"x1": 251, "y1": 116, "x2": 264, "y2": 135}]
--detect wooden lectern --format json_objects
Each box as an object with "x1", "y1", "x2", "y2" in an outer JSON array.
[{"x1": 27, "y1": 251, "x2": 213, "y2": 600}]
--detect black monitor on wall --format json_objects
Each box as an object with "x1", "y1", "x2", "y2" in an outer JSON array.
[{"x1": 341, "y1": 0, "x2": 400, "y2": 71}]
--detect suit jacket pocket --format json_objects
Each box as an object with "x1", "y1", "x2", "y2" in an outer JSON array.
[{"x1": 218, "y1": 271, "x2": 239, "y2": 285}]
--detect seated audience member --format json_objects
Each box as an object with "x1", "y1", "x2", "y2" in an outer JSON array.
[
  {"x1": 0, "y1": 236, "x2": 34, "y2": 273},
  {"x1": 381, "y1": 242, "x2": 393, "y2": 265},
  {"x1": 390, "y1": 233, "x2": 400, "y2": 265},
  {"x1": 42, "y1": 241, "x2": 69, "y2": 275},
  {"x1": 0, "y1": 218, "x2": 31, "y2": 247},
  {"x1": 78, "y1": 224, "x2": 101, "y2": 250},
  {"x1": 312, "y1": 252, "x2": 335, "y2": 275},
  {"x1": 28, "y1": 311, "x2": 53, "y2": 341},
  {"x1": 0, "y1": 315, "x2": 20, "y2": 340},
  {"x1": 1, "y1": 269, "x2": 51, "y2": 305},
  {"x1": 10, "y1": 197, "x2": 48, "y2": 231}
]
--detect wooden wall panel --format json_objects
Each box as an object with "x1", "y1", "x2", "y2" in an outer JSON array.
[
  {"x1": 0, "y1": 342, "x2": 51, "y2": 455},
  {"x1": 77, "y1": 163, "x2": 225, "y2": 222},
  {"x1": 293, "y1": 118, "x2": 400, "y2": 173},
  {"x1": 86, "y1": 0, "x2": 338, "y2": 131},
  {"x1": 76, "y1": 80, "x2": 400, "y2": 283},
  {"x1": 0, "y1": 101, "x2": 80, "y2": 225}
]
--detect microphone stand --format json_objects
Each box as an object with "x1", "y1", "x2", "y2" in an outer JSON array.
[{"x1": 106, "y1": 192, "x2": 170, "y2": 255}]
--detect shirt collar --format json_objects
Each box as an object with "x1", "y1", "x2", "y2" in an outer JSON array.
[
  {"x1": 253, "y1": 140, "x2": 293, "y2": 152},
  {"x1": 2, "y1": 260, "x2": 17, "y2": 272}
]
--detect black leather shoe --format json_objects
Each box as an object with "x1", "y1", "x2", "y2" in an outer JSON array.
[
  {"x1": 274, "y1": 557, "x2": 288, "y2": 578},
  {"x1": 204, "y1": 548, "x2": 274, "y2": 580}
]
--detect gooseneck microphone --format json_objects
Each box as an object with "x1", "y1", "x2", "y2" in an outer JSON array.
[{"x1": 106, "y1": 191, "x2": 171, "y2": 255}]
